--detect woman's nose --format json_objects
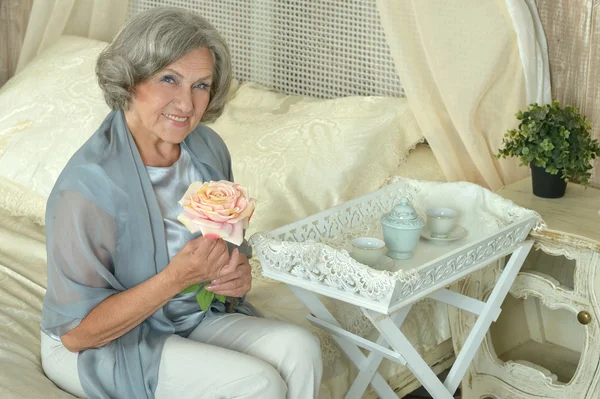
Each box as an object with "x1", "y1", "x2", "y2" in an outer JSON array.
[{"x1": 175, "y1": 88, "x2": 193, "y2": 113}]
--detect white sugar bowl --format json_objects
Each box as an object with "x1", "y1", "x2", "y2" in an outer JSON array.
[{"x1": 380, "y1": 197, "x2": 424, "y2": 259}]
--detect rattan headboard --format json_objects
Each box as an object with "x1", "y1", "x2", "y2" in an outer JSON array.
[{"x1": 127, "y1": 0, "x2": 404, "y2": 99}]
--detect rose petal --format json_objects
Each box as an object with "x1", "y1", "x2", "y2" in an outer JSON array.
[
  {"x1": 177, "y1": 212, "x2": 225, "y2": 234},
  {"x1": 178, "y1": 182, "x2": 206, "y2": 207},
  {"x1": 227, "y1": 201, "x2": 255, "y2": 223},
  {"x1": 237, "y1": 185, "x2": 249, "y2": 198},
  {"x1": 226, "y1": 221, "x2": 244, "y2": 246},
  {"x1": 192, "y1": 208, "x2": 236, "y2": 222},
  {"x1": 247, "y1": 206, "x2": 256, "y2": 223},
  {"x1": 197, "y1": 222, "x2": 233, "y2": 241}
]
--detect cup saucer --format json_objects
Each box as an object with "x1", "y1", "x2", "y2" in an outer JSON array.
[{"x1": 420, "y1": 226, "x2": 467, "y2": 242}]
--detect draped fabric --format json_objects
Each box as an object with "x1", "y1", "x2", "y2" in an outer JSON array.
[
  {"x1": 41, "y1": 110, "x2": 255, "y2": 398},
  {"x1": 16, "y1": 0, "x2": 128, "y2": 74},
  {"x1": 376, "y1": 0, "x2": 551, "y2": 190}
]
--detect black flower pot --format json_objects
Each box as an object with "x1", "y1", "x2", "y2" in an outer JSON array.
[{"x1": 530, "y1": 164, "x2": 567, "y2": 198}]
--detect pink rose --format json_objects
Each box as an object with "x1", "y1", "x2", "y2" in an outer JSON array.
[{"x1": 177, "y1": 180, "x2": 256, "y2": 245}]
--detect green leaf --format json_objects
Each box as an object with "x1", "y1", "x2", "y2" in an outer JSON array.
[
  {"x1": 195, "y1": 287, "x2": 215, "y2": 311},
  {"x1": 215, "y1": 294, "x2": 227, "y2": 303},
  {"x1": 180, "y1": 283, "x2": 201, "y2": 295},
  {"x1": 540, "y1": 139, "x2": 554, "y2": 152}
]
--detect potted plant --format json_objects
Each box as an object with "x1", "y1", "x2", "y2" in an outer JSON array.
[{"x1": 497, "y1": 101, "x2": 600, "y2": 198}]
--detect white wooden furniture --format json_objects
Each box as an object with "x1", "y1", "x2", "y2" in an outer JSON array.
[
  {"x1": 250, "y1": 178, "x2": 542, "y2": 398},
  {"x1": 451, "y1": 178, "x2": 600, "y2": 399}
]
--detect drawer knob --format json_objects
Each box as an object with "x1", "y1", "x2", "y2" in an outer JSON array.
[{"x1": 578, "y1": 311, "x2": 592, "y2": 325}]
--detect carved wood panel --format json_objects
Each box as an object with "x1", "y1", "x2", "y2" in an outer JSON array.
[{"x1": 450, "y1": 234, "x2": 600, "y2": 399}]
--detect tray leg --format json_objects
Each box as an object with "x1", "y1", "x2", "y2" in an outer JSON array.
[
  {"x1": 286, "y1": 285, "x2": 399, "y2": 399},
  {"x1": 443, "y1": 240, "x2": 534, "y2": 393},
  {"x1": 363, "y1": 309, "x2": 455, "y2": 399},
  {"x1": 346, "y1": 305, "x2": 412, "y2": 399}
]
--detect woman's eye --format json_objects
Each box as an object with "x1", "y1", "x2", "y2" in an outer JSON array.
[
  {"x1": 161, "y1": 75, "x2": 176, "y2": 84},
  {"x1": 194, "y1": 82, "x2": 211, "y2": 90}
]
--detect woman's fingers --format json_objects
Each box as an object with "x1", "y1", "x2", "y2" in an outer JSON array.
[
  {"x1": 209, "y1": 269, "x2": 241, "y2": 285},
  {"x1": 206, "y1": 277, "x2": 251, "y2": 297},
  {"x1": 197, "y1": 238, "x2": 229, "y2": 272},
  {"x1": 205, "y1": 277, "x2": 242, "y2": 293},
  {"x1": 211, "y1": 255, "x2": 249, "y2": 285},
  {"x1": 209, "y1": 247, "x2": 230, "y2": 273},
  {"x1": 207, "y1": 258, "x2": 251, "y2": 296},
  {"x1": 190, "y1": 235, "x2": 218, "y2": 255},
  {"x1": 215, "y1": 248, "x2": 239, "y2": 278},
  {"x1": 207, "y1": 288, "x2": 247, "y2": 297},
  {"x1": 205, "y1": 238, "x2": 228, "y2": 258}
]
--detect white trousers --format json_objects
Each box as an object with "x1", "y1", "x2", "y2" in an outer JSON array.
[{"x1": 41, "y1": 313, "x2": 323, "y2": 399}]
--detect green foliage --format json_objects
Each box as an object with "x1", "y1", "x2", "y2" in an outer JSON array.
[
  {"x1": 180, "y1": 283, "x2": 201, "y2": 294},
  {"x1": 181, "y1": 284, "x2": 227, "y2": 311},
  {"x1": 496, "y1": 101, "x2": 600, "y2": 186}
]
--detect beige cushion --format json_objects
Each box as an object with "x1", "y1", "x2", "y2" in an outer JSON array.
[{"x1": 207, "y1": 82, "x2": 424, "y2": 236}]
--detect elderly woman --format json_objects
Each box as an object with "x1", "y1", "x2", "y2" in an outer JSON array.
[{"x1": 39, "y1": 7, "x2": 322, "y2": 399}]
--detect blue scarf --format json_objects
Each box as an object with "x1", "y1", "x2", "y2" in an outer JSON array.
[{"x1": 41, "y1": 110, "x2": 255, "y2": 398}]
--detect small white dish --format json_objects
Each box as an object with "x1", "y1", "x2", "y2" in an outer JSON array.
[
  {"x1": 350, "y1": 237, "x2": 387, "y2": 267},
  {"x1": 425, "y1": 207, "x2": 457, "y2": 218},
  {"x1": 421, "y1": 225, "x2": 467, "y2": 242},
  {"x1": 425, "y1": 207, "x2": 458, "y2": 238},
  {"x1": 371, "y1": 255, "x2": 396, "y2": 271}
]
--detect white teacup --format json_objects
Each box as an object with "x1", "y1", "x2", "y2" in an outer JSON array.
[
  {"x1": 350, "y1": 237, "x2": 387, "y2": 267},
  {"x1": 425, "y1": 207, "x2": 458, "y2": 238}
]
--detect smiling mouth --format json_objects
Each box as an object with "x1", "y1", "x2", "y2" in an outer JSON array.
[{"x1": 163, "y1": 113, "x2": 189, "y2": 122}]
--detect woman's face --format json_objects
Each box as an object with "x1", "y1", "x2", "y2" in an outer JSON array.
[{"x1": 125, "y1": 47, "x2": 214, "y2": 145}]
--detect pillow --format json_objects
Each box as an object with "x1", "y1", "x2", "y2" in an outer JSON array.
[
  {"x1": 0, "y1": 36, "x2": 111, "y2": 197},
  {"x1": 206, "y1": 82, "x2": 424, "y2": 236},
  {"x1": 0, "y1": 36, "x2": 240, "y2": 198}
]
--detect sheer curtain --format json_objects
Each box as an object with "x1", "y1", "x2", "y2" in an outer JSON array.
[
  {"x1": 15, "y1": 0, "x2": 128, "y2": 74},
  {"x1": 0, "y1": 0, "x2": 32, "y2": 87},
  {"x1": 376, "y1": 0, "x2": 551, "y2": 191}
]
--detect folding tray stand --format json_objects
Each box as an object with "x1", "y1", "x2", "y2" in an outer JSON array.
[{"x1": 250, "y1": 179, "x2": 541, "y2": 399}]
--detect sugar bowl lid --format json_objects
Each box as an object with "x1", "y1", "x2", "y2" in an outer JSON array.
[{"x1": 381, "y1": 197, "x2": 424, "y2": 228}]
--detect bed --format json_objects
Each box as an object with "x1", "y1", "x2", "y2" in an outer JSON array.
[{"x1": 0, "y1": 5, "x2": 451, "y2": 398}]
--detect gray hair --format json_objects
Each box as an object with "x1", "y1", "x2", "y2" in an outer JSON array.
[{"x1": 96, "y1": 7, "x2": 232, "y2": 122}]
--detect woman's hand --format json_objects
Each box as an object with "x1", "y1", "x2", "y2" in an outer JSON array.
[
  {"x1": 205, "y1": 253, "x2": 252, "y2": 297},
  {"x1": 166, "y1": 236, "x2": 239, "y2": 290},
  {"x1": 60, "y1": 238, "x2": 240, "y2": 352}
]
